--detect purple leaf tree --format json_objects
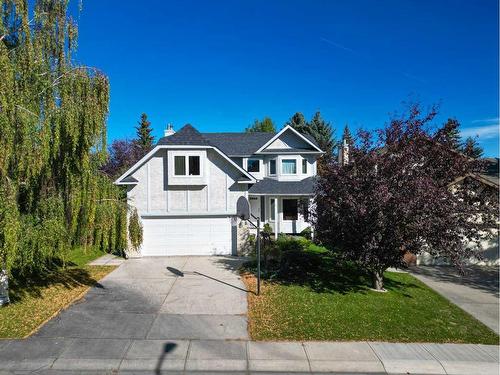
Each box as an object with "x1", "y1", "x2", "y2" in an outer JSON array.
[{"x1": 313, "y1": 104, "x2": 498, "y2": 291}]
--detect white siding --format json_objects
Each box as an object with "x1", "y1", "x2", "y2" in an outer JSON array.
[{"x1": 127, "y1": 148, "x2": 246, "y2": 217}]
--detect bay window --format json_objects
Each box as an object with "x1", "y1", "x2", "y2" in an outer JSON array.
[
  {"x1": 269, "y1": 159, "x2": 276, "y2": 175},
  {"x1": 282, "y1": 159, "x2": 297, "y2": 174}
]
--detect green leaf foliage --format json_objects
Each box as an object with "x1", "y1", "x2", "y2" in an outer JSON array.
[
  {"x1": 246, "y1": 117, "x2": 276, "y2": 133},
  {"x1": 128, "y1": 208, "x2": 143, "y2": 252},
  {"x1": 0, "y1": 1, "x2": 127, "y2": 276}
]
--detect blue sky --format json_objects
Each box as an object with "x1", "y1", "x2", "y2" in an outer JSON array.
[{"x1": 72, "y1": 0, "x2": 499, "y2": 156}]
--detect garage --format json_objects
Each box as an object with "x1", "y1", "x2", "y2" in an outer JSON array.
[{"x1": 140, "y1": 216, "x2": 233, "y2": 256}]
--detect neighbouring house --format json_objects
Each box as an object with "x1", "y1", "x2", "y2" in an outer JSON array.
[
  {"x1": 417, "y1": 157, "x2": 500, "y2": 266},
  {"x1": 115, "y1": 124, "x2": 323, "y2": 256}
]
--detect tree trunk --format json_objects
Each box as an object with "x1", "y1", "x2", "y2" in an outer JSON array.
[
  {"x1": 0, "y1": 267, "x2": 10, "y2": 306},
  {"x1": 371, "y1": 269, "x2": 384, "y2": 291}
]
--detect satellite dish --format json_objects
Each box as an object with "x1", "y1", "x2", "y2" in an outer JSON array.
[{"x1": 236, "y1": 196, "x2": 250, "y2": 220}]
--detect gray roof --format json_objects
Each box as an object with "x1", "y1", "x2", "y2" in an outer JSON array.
[
  {"x1": 121, "y1": 175, "x2": 138, "y2": 183},
  {"x1": 201, "y1": 132, "x2": 274, "y2": 155},
  {"x1": 259, "y1": 148, "x2": 317, "y2": 154},
  {"x1": 156, "y1": 126, "x2": 321, "y2": 156},
  {"x1": 157, "y1": 124, "x2": 211, "y2": 146},
  {"x1": 248, "y1": 177, "x2": 316, "y2": 195}
]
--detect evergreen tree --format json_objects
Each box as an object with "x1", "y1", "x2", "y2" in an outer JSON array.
[
  {"x1": 342, "y1": 124, "x2": 354, "y2": 146},
  {"x1": 306, "y1": 112, "x2": 335, "y2": 155},
  {"x1": 462, "y1": 137, "x2": 484, "y2": 159},
  {"x1": 434, "y1": 118, "x2": 462, "y2": 151},
  {"x1": 246, "y1": 117, "x2": 276, "y2": 133},
  {"x1": 286, "y1": 112, "x2": 308, "y2": 134},
  {"x1": 135, "y1": 113, "x2": 155, "y2": 152}
]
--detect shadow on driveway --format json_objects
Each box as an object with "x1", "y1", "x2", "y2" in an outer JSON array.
[{"x1": 411, "y1": 265, "x2": 499, "y2": 298}]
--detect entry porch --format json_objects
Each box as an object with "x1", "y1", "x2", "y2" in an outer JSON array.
[{"x1": 248, "y1": 194, "x2": 312, "y2": 239}]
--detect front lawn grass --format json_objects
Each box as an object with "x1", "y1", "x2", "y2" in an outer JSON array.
[
  {"x1": 64, "y1": 245, "x2": 108, "y2": 267},
  {"x1": 0, "y1": 247, "x2": 117, "y2": 338},
  {"x1": 243, "y1": 270, "x2": 499, "y2": 344}
]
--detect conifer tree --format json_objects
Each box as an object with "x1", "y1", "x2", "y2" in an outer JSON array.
[
  {"x1": 342, "y1": 124, "x2": 354, "y2": 146},
  {"x1": 306, "y1": 112, "x2": 335, "y2": 155},
  {"x1": 434, "y1": 118, "x2": 462, "y2": 151},
  {"x1": 135, "y1": 113, "x2": 155, "y2": 152},
  {"x1": 286, "y1": 112, "x2": 308, "y2": 134},
  {"x1": 462, "y1": 137, "x2": 484, "y2": 159}
]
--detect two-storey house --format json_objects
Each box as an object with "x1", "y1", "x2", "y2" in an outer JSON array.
[{"x1": 115, "y1": 123, "x2": 323, "y2": 256}]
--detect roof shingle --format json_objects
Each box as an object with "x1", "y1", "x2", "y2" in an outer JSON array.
[
  {"x1": 248, "y1": 177, "x2": 316, "y2": 195},
  {"x1": 156, "y1": 126, "x2": 321, "y2": 156}
]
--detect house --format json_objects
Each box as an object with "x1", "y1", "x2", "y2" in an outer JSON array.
[
  {"x1": 417, "y1": 157, "x2": 499, "y2": 266},
  {"x1": 115, "y1": 124, "x2": 324, "y2": 256}
]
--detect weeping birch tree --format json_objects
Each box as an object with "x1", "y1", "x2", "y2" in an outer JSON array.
[{"x1": 0, "y1": 0, "x2": 127, "y2": 305}]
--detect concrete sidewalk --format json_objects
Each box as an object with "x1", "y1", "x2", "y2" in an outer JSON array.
[
  {"x1": 0, "y1": 338, "x2": 498, "y2": 374},
  {"x1": 88, "y1": 253, "x2": 126, "y2": 266}
]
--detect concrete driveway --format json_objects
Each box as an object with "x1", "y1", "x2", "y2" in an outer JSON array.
[
  {"x1": 0, "y1": 257, "x2": 499, "y2": 373},
  {"x1": 36, "y1": 256, "x2": 249, "y2": 340},
  {"x1": 410, "y1": 265, "x2": 499, "y2": 334}
]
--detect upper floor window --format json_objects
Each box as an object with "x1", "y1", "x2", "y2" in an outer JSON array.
[
  {"x1": 189, "y1": 156, "x2": 200, "y2": 175},
  {"x1": 174, "y1": 155, "x2": 200, "y2": 176},
  {"x1": 302, "y1": 159, "x2": 308, "y2": 174},
  {"x1": 247, "y1": 159, "x2": 260, "y2": 172},
  {"x1": 282, "y1": 159, "x2": 297, "y2": 174},
  {"x1": 269, "y1": 159, "x2": 276, "y2": 175}
]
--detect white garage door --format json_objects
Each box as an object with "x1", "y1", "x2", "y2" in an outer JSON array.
[{"x1": 140, "y1": 216, "x2": 232, "y2": 256}]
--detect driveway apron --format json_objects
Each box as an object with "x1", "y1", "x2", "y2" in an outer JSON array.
[
  {"x1": 410, "y1": 265, "x2": 499, "y2": 334},
  {"x1": 34, "y1": 256, "x2": 249, "y2": 340}
]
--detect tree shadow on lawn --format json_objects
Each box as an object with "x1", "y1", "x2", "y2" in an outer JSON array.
[
  {"x1": 8, "y1": 267, "x2": 104, "y2": 304},
  {"x1": 243, "y1": 251, "x2": 418, "y2": 296}
]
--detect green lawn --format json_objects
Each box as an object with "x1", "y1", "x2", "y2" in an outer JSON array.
[
  {"x1": 64, "y1": 246, "x2": 109, "y2": 267},
  {"x1": 243, "y1": 270, "x2": 499, "y2": 344},
  {"x1": 0, "y1": 247, "x2": 117, "y2": 338}
]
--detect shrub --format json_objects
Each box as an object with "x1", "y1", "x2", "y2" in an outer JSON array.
[
  {"x1": 278, "y1": 248, "x2": 325, "y2": 280},
  {"x1": 300, "y1": 226, "x2": 312, "y2": 240},
  {"x1": 276, "y1": 235, "x2": 305, "y2": 253},
  {"x1": 128, "y1": 209, "x2": 143, "y2": 252}
]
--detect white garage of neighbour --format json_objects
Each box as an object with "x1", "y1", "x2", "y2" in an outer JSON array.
[{"x1": 140, "y1": 216, "x2": 233, "y2": 256}]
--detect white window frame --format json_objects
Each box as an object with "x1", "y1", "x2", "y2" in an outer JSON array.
[
  {"x1": 302, "y1": 158, "x2": 308, "y2": 174},
  {"x1": 173, "y1": 155, "x2": 201, "y2": 177},
  {"x1": 268, "y1": 159, "x2": 277, "y2": 176},
  {"x1": 281, "y1": 159, "x2": 297, "y2": 175},
  {"x1": 269, "y1": 198, "x2": 276, "y2": 221},
  {"x1": 247, "y1": 158, "x2": 260, "y2": 173}
]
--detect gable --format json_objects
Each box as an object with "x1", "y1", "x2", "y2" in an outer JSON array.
[
  {"x1": 115, "y1": 145, "x2": 255, "y2": 185},
  {"x1": 256, "y1": 126, "x2": 323, "y2": 154},
  {"x1": 265, "y1": 128, "x2": 314, "y2": 151}
]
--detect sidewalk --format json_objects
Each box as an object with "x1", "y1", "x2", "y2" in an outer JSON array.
[
  {"x1": 0, "y1": 338, "x2": 498, "y2": 374},
  {"x1": 88, "y1": 253, "x2": 126, "y2": 266}
]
